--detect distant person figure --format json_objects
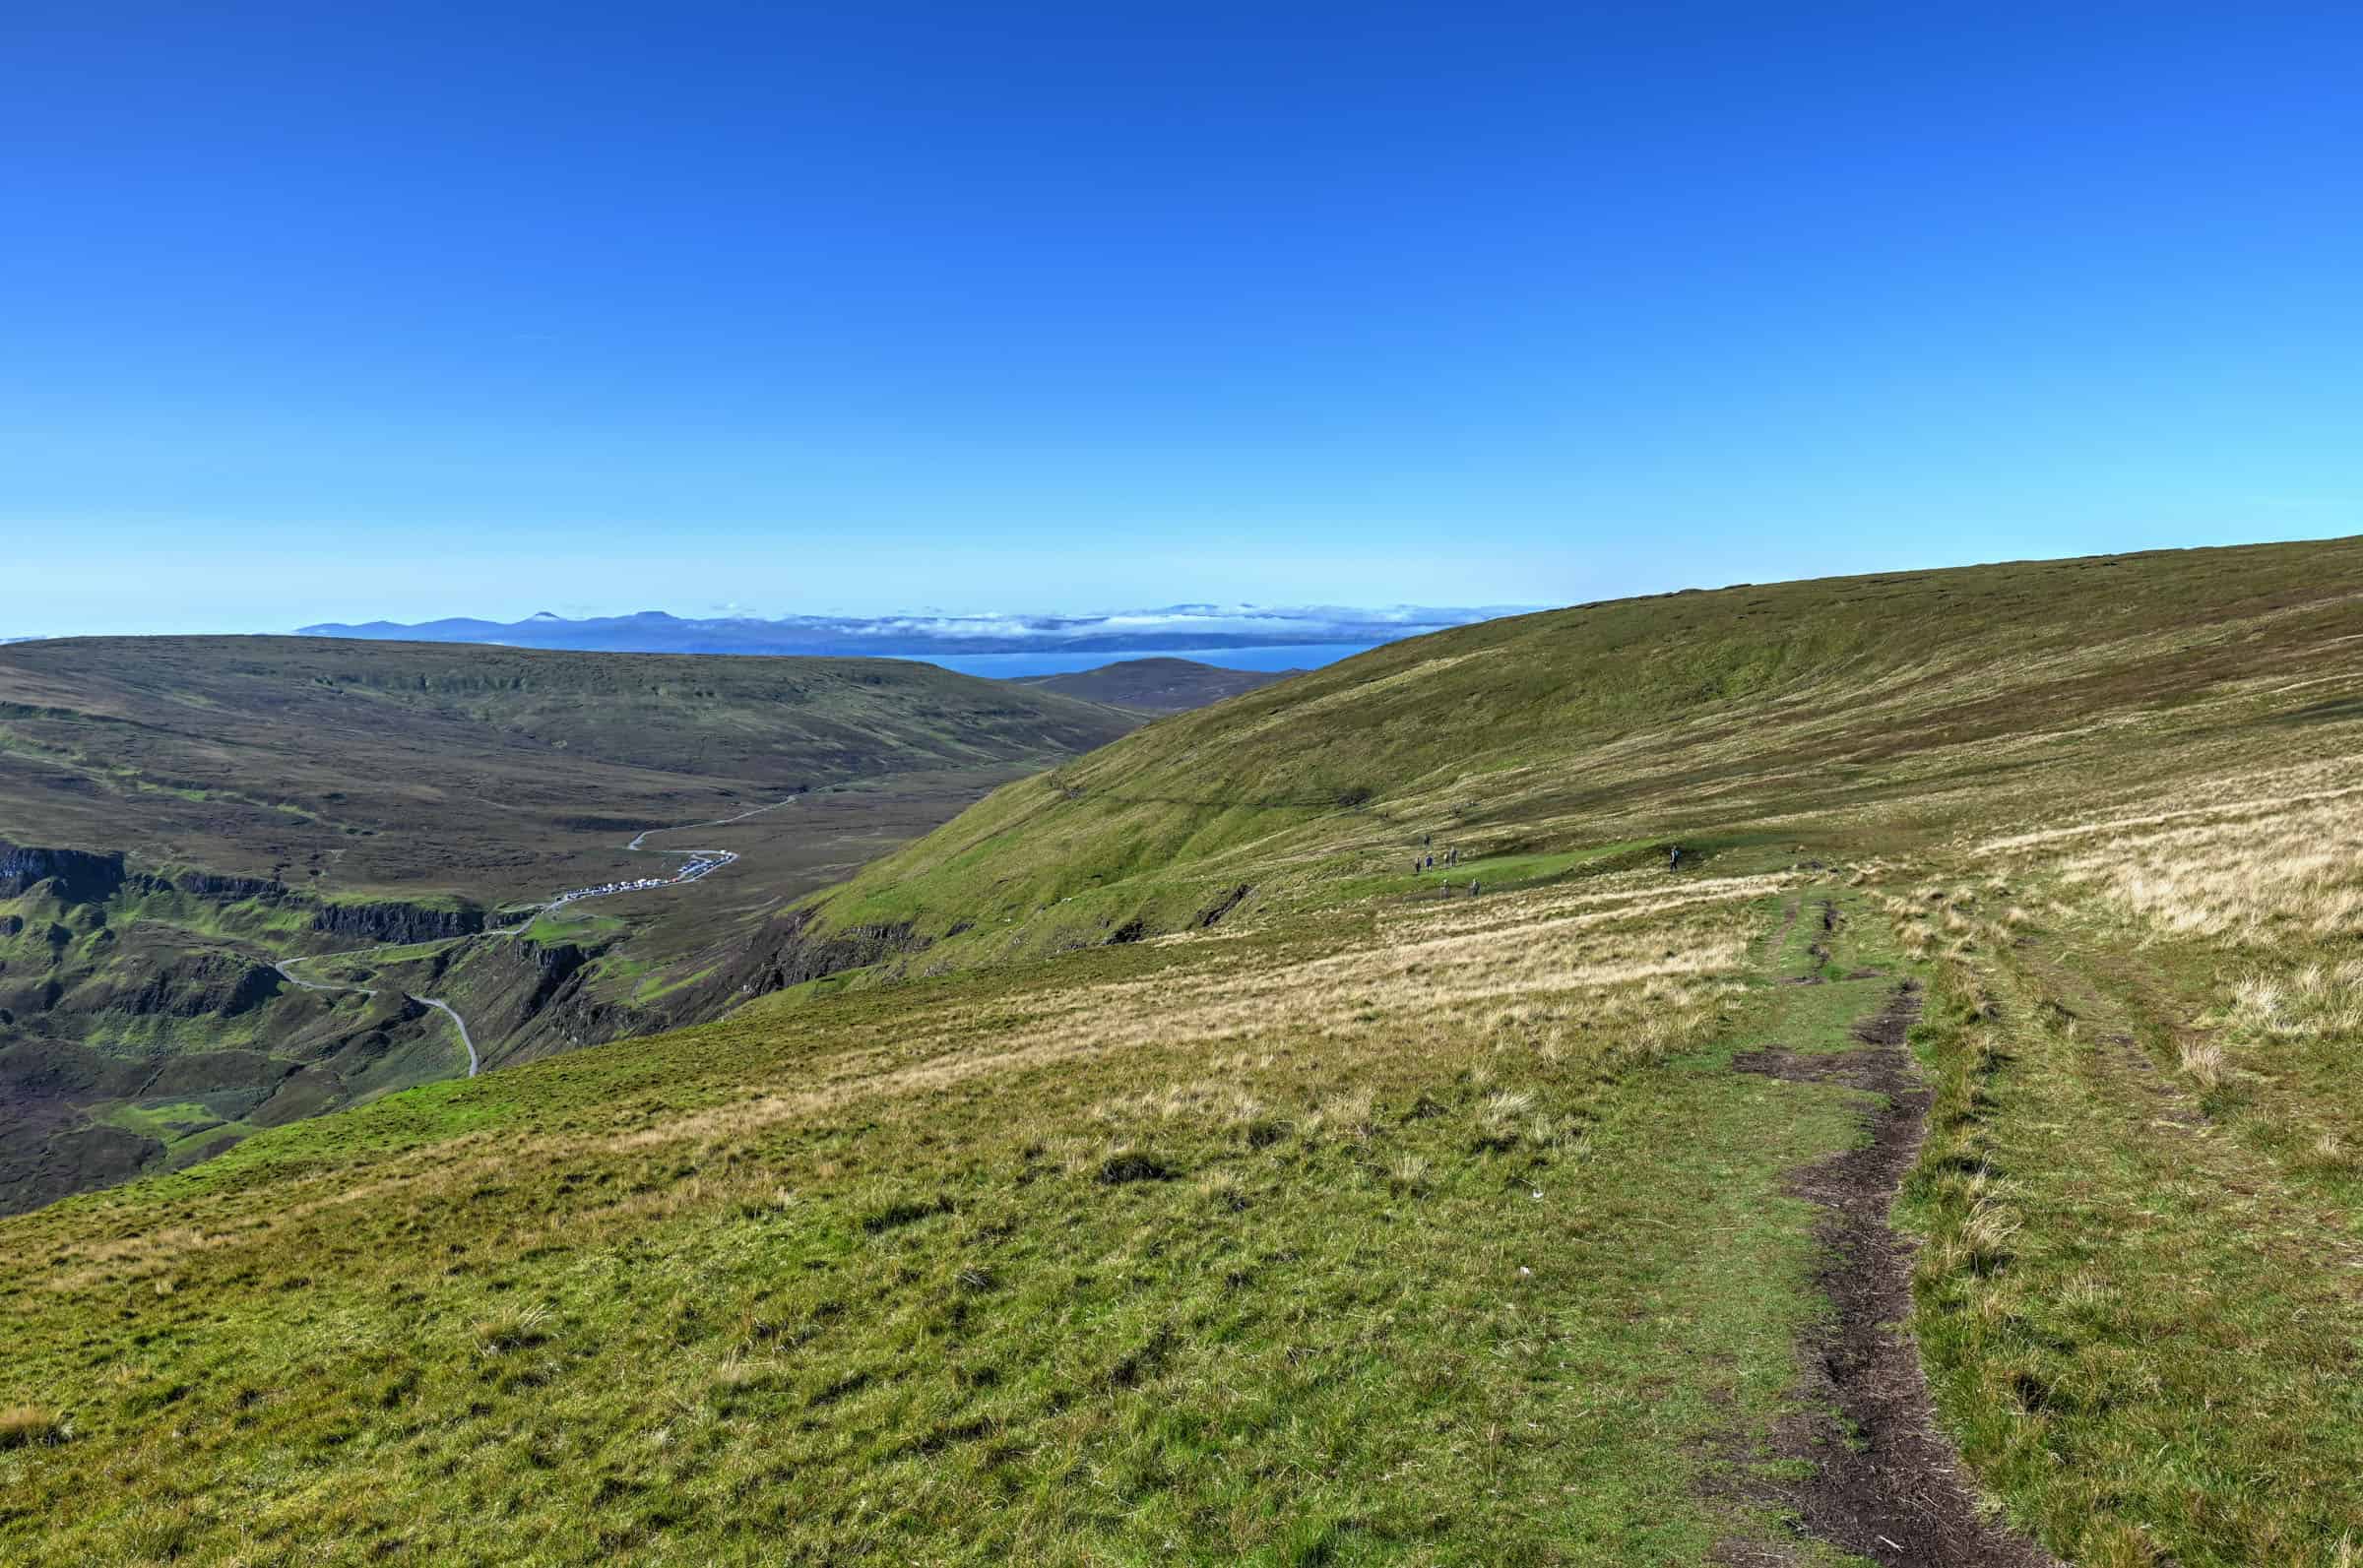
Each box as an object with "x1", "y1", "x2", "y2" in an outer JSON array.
[
  {"x1": 1468, "y1": 879, "x2": 1480, "y2": 896},
  {"x1": 1423, "y1": 833, "x2": 1432, "y2": 847},
  {"x1": 1668, "y1": 845, "x2": 1682, "y2": 871},
  {"x1": 1448, "y1": 847, "x2": 1458, "y2": 867},
  {"x1": 1424, "y1": 854, "x2": 1433, "y2": 869}
]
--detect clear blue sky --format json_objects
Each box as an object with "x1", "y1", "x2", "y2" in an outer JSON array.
[{"x1": 5, "y1": 1, "x2": 2357, "y2": 636}]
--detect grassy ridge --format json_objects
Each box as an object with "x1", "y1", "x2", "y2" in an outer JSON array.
[
  {"x1": 3, "y1": 538, "x2": 2362, "y2": 1561},
  {"x1": 796, "y1": 537, "x2": 2363, "y2": 970}
]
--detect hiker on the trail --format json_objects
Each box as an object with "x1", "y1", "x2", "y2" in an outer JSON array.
[
  {"x1": 1448, "y1": 847, "x2": 1458, "y2": 866},
  {"x1": 1668, "y1": 845, "x2": 1682, "y2": 871},
  {"x1": 1423, "y1": 833, "x2": 1432, "y2": 847},
  {"x1": 1468, "y1": 879, "x2": 1480, "y2": 896},
  {"x1": 1424, "y1": 854, "x2": 1433, "y2": 869}
]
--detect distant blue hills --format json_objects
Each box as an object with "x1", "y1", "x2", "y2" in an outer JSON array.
[{"x1": 293, "y1": 604, "x2": 1529, "y2": 659}]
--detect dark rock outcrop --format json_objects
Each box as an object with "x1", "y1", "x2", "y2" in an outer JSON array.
[
  {"x1": 520, "y1": 941, "x2": 588, "y2": 1010},
  {"x1": 474, "y1": 937, "x2": 593, "y2": 1037},
  {"x1": 520, "y1": 984, "x2": 630, "y2": 1061},
  {"x1": 312, "y1": 902, "x2": 486, "y2": 943},
  {"x1": 171, "y1": 871, "x2": 287, "y2": 903},
  {"x1": 0, "y1": 842, "x2": 126, "y2": 903},
  {"x1": 707, "y1": 909, "x2": 928, "y2": 1008},
  {"x1": 1196, "y1": 884, "x2": 1253, "y2": 927}
]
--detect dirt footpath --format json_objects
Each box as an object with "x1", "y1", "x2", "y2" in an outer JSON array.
[{"x1": 1730, "y1": 980, "x2": 2058, "y2": 1567}]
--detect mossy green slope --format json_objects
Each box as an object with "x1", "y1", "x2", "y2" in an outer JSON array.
[{"x1": 3, "y1": 536, "x2": 2362, "y2": 1563}]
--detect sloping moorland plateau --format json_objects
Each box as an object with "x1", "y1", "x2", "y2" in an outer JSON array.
[
  {"x1": 0, "y1": 638, "x2": 1136, "y2": 1211},
  {"x1": 4, "y1": 537, "x2": 2362, "y2": 1564}
]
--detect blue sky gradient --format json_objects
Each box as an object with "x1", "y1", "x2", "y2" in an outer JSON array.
[{"x1": 4, "y1": 2, "x2": 2358, "y2": 636}]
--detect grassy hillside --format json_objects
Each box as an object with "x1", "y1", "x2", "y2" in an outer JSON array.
[
  {"x1": 0, "y1": 638, "x2": 1137, "y2": 1211},
  {"x1": 1009, "y1": 657, "x2": 1296, "y2": 712},
  {"x1": 3, "y1": 539, "x2": 2361, "y2": 1564},
  {"x1": 798, "y1": 538, "x2": 2363, "y2": 971}
]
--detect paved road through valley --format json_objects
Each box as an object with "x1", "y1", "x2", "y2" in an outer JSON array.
[
  {"x1": 273, "y1": 791, "x2": 803, "y2": 1081},
  {"x1": 272, "y1": 959, "x2": 479, "y2": 1077}
]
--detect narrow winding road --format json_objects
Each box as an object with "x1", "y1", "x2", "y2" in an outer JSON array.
[
  {"x1": 272, "y1": 957, "x2": 480, "y2": 1076},
  {"x1": 273, "y1": 791, "x2": 804, "y2": 1081}
]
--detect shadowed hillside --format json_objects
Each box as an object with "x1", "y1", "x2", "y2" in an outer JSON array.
[{"x1": 5, "y1": 539, "x2": 2362, "y2": 1564}]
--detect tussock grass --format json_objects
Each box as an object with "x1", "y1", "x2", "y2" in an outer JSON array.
[
  {"x1": 1903, "y1": 946, "x2": 2363, "y2": 1564},
  {"x1": 2228, "y1": 960, "x2": 2363, "y2": 1038},
  {"x1": 0, "y1": 1407, "x2": 64, "y2": 1451}
]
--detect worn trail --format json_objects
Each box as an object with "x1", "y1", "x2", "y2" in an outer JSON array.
[{"x1": 1732, "y1": 979, "x2": 2057, "y2": 1567}]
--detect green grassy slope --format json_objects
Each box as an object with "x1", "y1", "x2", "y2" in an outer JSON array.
[
  {"x1": 4, "y1": 539, "x2": 2362, "y2": 1564},
  {"x1": 798, "y1": 536, "x2": 2363, "y2": 968}
]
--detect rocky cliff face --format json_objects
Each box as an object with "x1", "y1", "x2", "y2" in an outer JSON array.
[
  {"x1": 166, "y1": 870, "x2": 287, "y2": 903},
  {"x1": 463, "y1": 939, "x2": 606, "y2": 1062},
  {"x1": 0, "y1": 842, "x2": 126, "y2": 903},
  {"x1": 696, "y1": 909, "x2": 928, "y2": 1014},
  {"x1": 311, "y1": 902, "x2": 487, "y2": 943}
]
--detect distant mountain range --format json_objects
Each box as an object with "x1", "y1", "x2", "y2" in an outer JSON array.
[{"x1": 292, "y1": 604, "x2": 1526, "y2": 658}]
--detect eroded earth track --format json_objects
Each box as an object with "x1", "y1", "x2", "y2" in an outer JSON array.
[{"x1": 1733, "y1": 975, "x2": 2057, "y2": 1567}]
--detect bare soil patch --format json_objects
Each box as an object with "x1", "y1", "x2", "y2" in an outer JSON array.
[{"x1": 1731, "y1": 981, "x2": 2057, "y2": 1567}]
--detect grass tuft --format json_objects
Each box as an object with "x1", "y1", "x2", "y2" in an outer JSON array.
[{"x1": 0, "y1": 1406, "x2": 65, "y2": 1450}]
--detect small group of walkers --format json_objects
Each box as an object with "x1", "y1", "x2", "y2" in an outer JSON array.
[{"x1": 1413, "y1": 833, "x2": 1476, "y2": 894}]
